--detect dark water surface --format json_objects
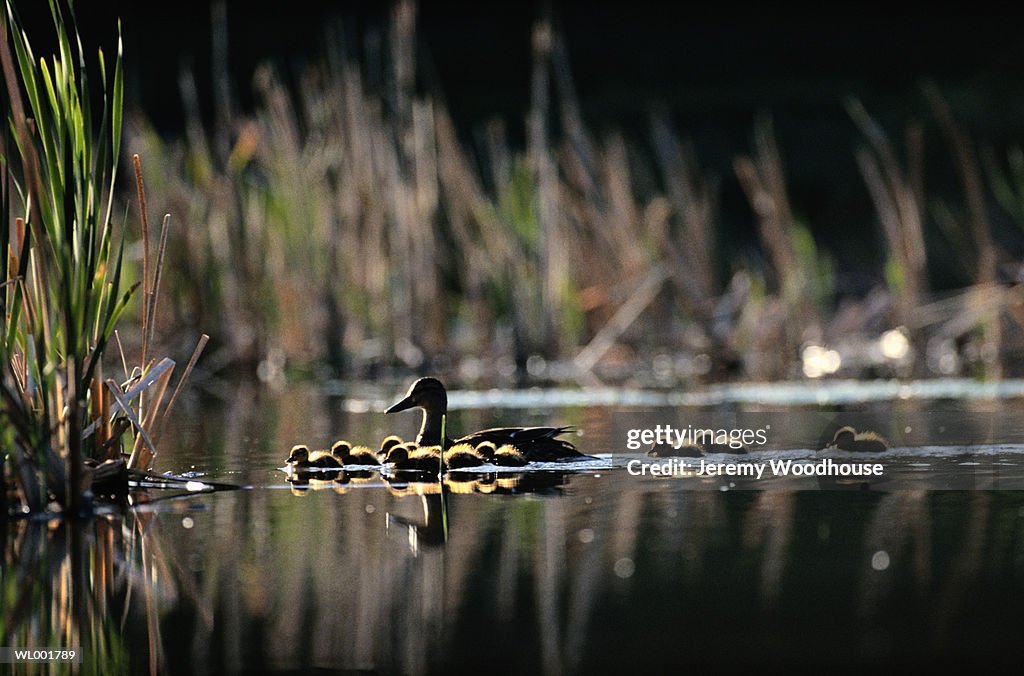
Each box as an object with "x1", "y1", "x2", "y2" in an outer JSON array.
[{"x1": 6, "y1": 381, "x2": 1024, "y2": 673}]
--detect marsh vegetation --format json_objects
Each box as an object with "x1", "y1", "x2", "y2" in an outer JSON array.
[
  {"x1": 125, "y1": 1, "x2": 1024, "y2": 389},
  {"x1": 5, "y1": 1, "x2": 1024, "y2": 672}
]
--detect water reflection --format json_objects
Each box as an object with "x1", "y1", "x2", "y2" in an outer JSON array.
[
  {"x1": 4, "y1": 479, "x2": 1024, "y2": 671},
  {"x1": 1, "y1": 513, "x2": 165, "y2": 674},
  {"x1": 6, "y1": 384, "x2": 1024, "y2": 672}
]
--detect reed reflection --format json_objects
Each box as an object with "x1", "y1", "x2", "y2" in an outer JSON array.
[
  {"x1": 5, "y1": 471, "x2": 1024, "y2": 672},
  {"x1": 1, "y1": 513, "x2": 175, "y2": 676}
]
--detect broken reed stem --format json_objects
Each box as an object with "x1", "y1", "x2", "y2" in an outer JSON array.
[
  {"x1": 110, "y1": 380, "x2": 158, "y2": 469},
  {"x1": 153, "y1": 333, "x2": 210, "y2": 447},
  {"x1": 114, "y1": 330, "x2": 130, "y2": 384}
]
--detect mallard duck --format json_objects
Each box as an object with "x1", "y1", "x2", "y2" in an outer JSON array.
[
  {"x1": 286, "y1": 444, "x2": 342, "y2": 469},
  {"x1": 476, "y1": 441, "x2": 529, "y2": 467},
  {"x1": 444, "y1": 443, "x2": 486, "y2": 469},
  {"x1": 822, "y1": 426, "x2": 888, "y2": 453},
  {"x1": 386, "y1": 377, "x2": 587, "y2": 462},
  {"x1": 331, "y1": 440, "x2": 381, "y2": 466}
]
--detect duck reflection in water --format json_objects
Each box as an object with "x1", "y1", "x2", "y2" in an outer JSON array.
[{"x1": 383, "y1": 470, "x2": 577, "y2": 549}]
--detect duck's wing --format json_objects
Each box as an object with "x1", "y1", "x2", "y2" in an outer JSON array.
[
  {"x1": 455, "y1": 427, "x2": 591, "y2": 462},
  {"x1": 454, "y1": 426, "x2": 574, "y2": 445},
  {"x1": 523, "y1": 438, "x2": 591, "y2": 462}
]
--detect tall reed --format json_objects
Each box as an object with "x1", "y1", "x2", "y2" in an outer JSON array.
[
  {"x1": 1, "y1": 0, "x2": 203, "y2": 514},
  {"x1": 1, "y1": 0, "x2": 131, "y2": 513}
]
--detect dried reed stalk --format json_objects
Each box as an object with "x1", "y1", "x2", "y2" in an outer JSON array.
[{"x1": 848, "y1": 98, "x2": 928, "y2": 327}]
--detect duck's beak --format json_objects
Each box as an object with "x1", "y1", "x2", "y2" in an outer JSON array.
[{"x1": 386, "y1": 395, "x2": 415, "y2": 414}]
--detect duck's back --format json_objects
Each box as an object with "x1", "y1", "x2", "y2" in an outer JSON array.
[{"x1": 454, "y1": 426, "x2": 586, "y2": 462}]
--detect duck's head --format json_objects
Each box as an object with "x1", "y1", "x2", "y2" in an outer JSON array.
[
  {"x1": 475, "y1": 440, "x2": 498, "y2": 460},
  {"x1": 287, "y1": 444, "x2": 310, "y2": 463},
  {"x1": 832, "y1": 426, "x2": 857, "y2": 445},
  {"x1": 384, "y1": 445, "x2": 410, "y2": 464},
  {"x1": 379, "y1": 435, "x2": 404, "y2": 453},
  {"x1": 386, "y1": 377, "x2": 447, "y2": 415},
  {"x1": 331, "y1": 440, "x2": 352, "y2": 460}
]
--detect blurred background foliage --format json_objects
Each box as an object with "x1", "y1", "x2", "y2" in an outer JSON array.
[{"x1": 13, "y1": 0, "x2": 1024, "y2": 387}]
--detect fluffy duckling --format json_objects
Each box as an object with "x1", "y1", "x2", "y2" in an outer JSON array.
[
  {"x1": 382, "y1": 444, "x2": 409, "y2": 467},
  {"x1": 476, "y1": 441, "x2": 529, "y2": 467},
  {"x1": 412, "y1": 445, "x2": 444, "y2": 471},
  {"x1": 385, "y1": 443, "x2": 442, "y2": 472},
  {"x1": 822, "y1": 426, "x2": 888, "y2": 453},
  {"x1": 475, "y1": 441, "x2": 497, "y2": 457},
  {"x1": 286, "y1": 444, "x2": 342, "y2": 469},
  {"x1": 443, "y1": 443, "x2": 487, "y2": 469},
  {"x1": 377, "y1": 435, "x2": 405, "y2": 461},
  {"x1": 331, "y1": 440, "x2": 380, "y2": 466}
]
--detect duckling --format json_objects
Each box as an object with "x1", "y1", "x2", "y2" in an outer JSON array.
[
  {"x1": 387, "y1": 377, "x2": 589, "y2": 462},
  {"x1": 822, "y1": 426, "x2": 888, "y2": 453},
  {"x1": 444, "y1": 443, "x2": 486, "y2": 469},
  {"x1": 382, "y1": 442, "x2": 419, "y2": 463},
  {"x1": 330, "y1": 440, "x2": 351, "y2": 461},
  {"x1": 286, "y1": 444, "x2": 342, "y2": 469},
  {"x1": 411, "y1": 445, "x2": 444, "y2": 471},
  {"x1": 378, "y1": 435, "x2": 405, "y2": 461},
  {"x1": 476, "y1": 441, "x2": 529, "y2": 467},
  {"x1": 385, "y1": 443, "x2": 442, "y2": 472},
  {"x1": 382, "y1": 444, "x2": 411, "y2": 467},
  {"x1": 349, "y1": 445, "x2": 381, "y2": 465},
  {"x1": 475, "y1": 441, "x2": 498, "y2": 457},
  {"x1": 331, "y1": 440, "x2": 381, "y2": 466}
]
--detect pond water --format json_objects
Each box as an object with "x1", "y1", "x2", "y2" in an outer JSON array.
[{"x1": 5, "y1": 380, "x2": 1024, "y2": 672}]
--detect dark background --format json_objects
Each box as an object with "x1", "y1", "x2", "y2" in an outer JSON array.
[{"x1": 15, "y1": 1, "x2": 1024, "y2": 291}]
